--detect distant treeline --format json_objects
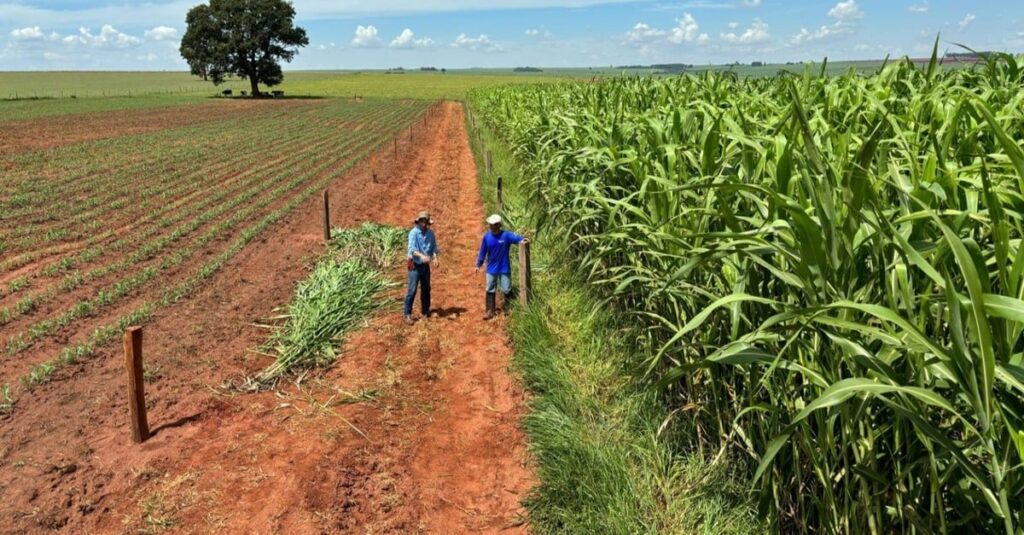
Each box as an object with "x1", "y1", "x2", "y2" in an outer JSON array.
[{"x1": 513, "y1": 67, "x2": 544, "y2": 72}]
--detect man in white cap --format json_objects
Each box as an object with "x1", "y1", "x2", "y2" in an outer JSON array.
[
  {"x1": 404, "y1": 211, "x2": 440, "y2": 325},
  {"x1": 474, "y1": 214, "x2": 528, "y2": 320}
]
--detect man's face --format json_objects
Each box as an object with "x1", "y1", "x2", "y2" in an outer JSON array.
[
  {"x1": 489, "y1": 223, "x2": 502, "y2": 235},
  {"x1": 418, "y1": 219, "x2": 429, "y2": 230}
]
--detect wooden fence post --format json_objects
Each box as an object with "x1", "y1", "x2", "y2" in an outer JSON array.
[
  {"x1": 518, "y1": 242, "x2": 532, "y2": 306},
  {"x1": 485, "y1": 150, "x2": 493, "y2": 174},
  {"x1": 323, "y1": 190, "x2": 331, "y2": 243},
  {"x1": 497, "y1": 176, "x2": 504, "y2": 214},
  {"x1": 124, "y1": 326, "x2": 149, "y2": 443}
]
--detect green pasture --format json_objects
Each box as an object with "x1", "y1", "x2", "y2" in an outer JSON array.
[{"x1": 0, "y1": 69, "x2": 570, "y2": 101}]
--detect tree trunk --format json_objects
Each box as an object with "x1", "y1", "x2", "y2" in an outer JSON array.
[{"x1": 249, "y1": 76, "x2": 260, "y2": 98}]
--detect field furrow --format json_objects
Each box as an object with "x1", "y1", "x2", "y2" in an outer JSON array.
[{"x1": 0, "y1": 98, "x2": 431, "y2": 394}]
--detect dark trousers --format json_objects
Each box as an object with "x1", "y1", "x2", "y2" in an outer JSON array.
[{"x1": 404, "y1": 263, "x2": 431, "y2": 316}]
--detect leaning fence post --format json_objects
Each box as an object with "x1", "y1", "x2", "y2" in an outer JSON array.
[
  {"x1": 323, "y1": 190, "x2": 331, "y2": 243},
  {"x1": 124, "y1": 326, "x2": 149, "y2": 443},
  {"x1": 519, "y1": 242, "x2": 532, "y2": 306},
  {"x1": 497, "y1": 176, "x2": 504, "y2": 214},
  {"x1": 485, "y1": 150, "x2": 493, "y2": 174}
]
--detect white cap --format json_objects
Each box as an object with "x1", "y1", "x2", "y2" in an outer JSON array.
[{"x1": 486, "y1": 214, "x2": 503, "y2": 225}]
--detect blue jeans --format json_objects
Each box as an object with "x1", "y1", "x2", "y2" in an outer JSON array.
[
  {"x1": 404, "y1": 263, "x2": 431, "y2": 316},
  {"x1": 486, "y1": 273, "x2": 512, "y2": 295}
]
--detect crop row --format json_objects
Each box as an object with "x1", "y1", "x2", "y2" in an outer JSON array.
[
  {"x1": 0, "y1": 106, "x2": 338, "y2": 243},
  {"x1": 0, "y1": 119, "x2": 325, "y2": 279},
  {"x1": 0, "y1": 113, "x2": 317, "y2": 238},
  {"x1": 17, "y1": 100, "x2": 431, "y2": 394},
  {"x1": 2, "y1": 100, "x2": 422, "y2": 358},
  {"x1": 0, "y1": 113, "x2": 331, "y2": 263},
  {"x1": 0, "y1": 131, "x2": 349, "y2": 327},
  {"x1": 0, "y1": 102, "x2": 393, "y2": 277},
  {"x1": 0, "y1": 103, "x2": 317, "y2": 199}
]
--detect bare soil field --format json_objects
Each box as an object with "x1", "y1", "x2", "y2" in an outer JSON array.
[
  {"x1": 0, "y1": 99, "x2": 315, "y2": 156},
  {"x1": 0, "y1": 101, "x2": 532, "y2": 533}
]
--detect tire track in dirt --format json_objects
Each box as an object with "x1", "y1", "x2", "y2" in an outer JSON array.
[{"x1": 0, "y1": 101, "x2": 533, "y2": 534}]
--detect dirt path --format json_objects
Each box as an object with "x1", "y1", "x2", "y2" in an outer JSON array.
[{"x1": 0, "y1": 101, "x2": 533, "y2": 534}]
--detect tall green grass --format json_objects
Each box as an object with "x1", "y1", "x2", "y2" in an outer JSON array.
[
  {"x1": 257, "y1": 223, "x2": 404, "y2": 383},
  {"x1": 468, "y1": 106, "x2": 758, "y2": 533},
  {"x1": 472, "y1": 51, "x2": 1024, "y2": 533}
]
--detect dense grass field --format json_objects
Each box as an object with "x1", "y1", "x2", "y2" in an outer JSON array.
[{"x1": 471, "y1": 52, "x2": 1024, "y2": 533}]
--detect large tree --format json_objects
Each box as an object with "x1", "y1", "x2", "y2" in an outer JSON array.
[{"x1": 180, "y1": 0, "x2": 308, "y2": 97}]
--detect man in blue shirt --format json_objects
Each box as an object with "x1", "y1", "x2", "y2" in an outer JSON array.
[
  {"x1": 475, "y1": 214, "x2": 527, "y2": 320},
  {"x1": 405, "y1": 211, "x2": 440, "y2": 325}
]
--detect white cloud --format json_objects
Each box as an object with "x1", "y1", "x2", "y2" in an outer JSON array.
[
  {"x1": 790, "y1": 21, "x2": 854, "y2": 44},
  {"x1": 741, "y1": 0, "x2": 762, "y2": 6},
  {"x1": 144, "y1": 26, "x2": 178, "y2": 41},
  {"x1": 525, "y1": 27, "x2": 553, "y2": 38},
  {"x1": 451, "y1": 33, "x2": 502, "y2": 52},
  {"x1": 959, "y1": 13, "x2": 976, "y2": 29},
  {"x1": 908, "y1": 2, "x2": 928, "y2": 13},
  {"x1": 668, "y1": 13, "x2": 702, "y2": 44},
  {"x1": 10, "y1": 26, "x2": 44, "y2": 40},
  {"x1": 62, "y1": 25, "x2": 141, "y2": 47},
  {"x1": 351, "y1": 24, "x2": 381, "y2": 47},
  {"x1": 720, "y1": 18, "x2": 770, "y2": 44},
  {"x1": 828, "y1": 0, "x2": 863, "y2": 21},
  {"x1": 626, "y1": 22, "x2": 666, "y2": 43},
  {"x1": 789, "y1": 0, "x2": 862, "y2": 45},
  {"x1": 390, "y1": 28, "x2": 434, "y2": 48}
]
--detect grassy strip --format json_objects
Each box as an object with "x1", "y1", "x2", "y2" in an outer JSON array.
[
  {"x1": 514, "y1": 272, "x2": 758, "y2": 534},
  {"x1": 256, "y1": 223, "x2": 405, "y2": 383},
  {"x1": 465, "y1": 104, "x2": 759, "y2": 534}
]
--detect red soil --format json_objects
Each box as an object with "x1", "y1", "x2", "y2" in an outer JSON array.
[
  {"x1": 0, "y1": 99, "x2": 310, "y2": 156},
  {"x1": 0, "y1": 101, "x2": 533, "y2": 533}
]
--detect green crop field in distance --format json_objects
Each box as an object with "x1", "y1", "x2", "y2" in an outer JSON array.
[
  {"x1": 0, "y1": 70, "x2": 347, "y2": 100},
  {"x1": 0, "y1": 69, "x2": 573, "y2": 103}
]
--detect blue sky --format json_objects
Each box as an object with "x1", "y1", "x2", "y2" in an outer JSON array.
[{"x1": 1, "y1": 1, "x2": 1021, "y2": 70}]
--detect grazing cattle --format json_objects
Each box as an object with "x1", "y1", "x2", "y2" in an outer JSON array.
[
  {"x1": 221, "y1": 89, "x2": 233, "y2": 97},
  {"x1": 240, "y1": 90, "x2": 247, "y2": 96},
  {"x1": 272, "y1": 90, "x2": 285, "y2": 98}
]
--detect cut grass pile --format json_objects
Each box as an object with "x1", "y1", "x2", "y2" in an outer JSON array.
[{"x1": 256, "y1": 223, "x2": 405, "y2": 383}]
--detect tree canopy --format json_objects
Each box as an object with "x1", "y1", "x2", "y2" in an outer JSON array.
[{"x1": 180, "y1": 0, "x2": 308, "y2": 97}]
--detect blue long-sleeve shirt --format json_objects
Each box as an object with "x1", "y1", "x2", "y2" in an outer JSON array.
[
  {"x1": 408, "y1": 226, "x2": 439, "y2": 265},
  {"x1": 476, "y1": 230, "x2": 524, "y2": 275}
]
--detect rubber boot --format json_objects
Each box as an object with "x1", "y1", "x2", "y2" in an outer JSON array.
[
  {"x1": 484, "y1": 293, "x2": 496, "y2": 320},
  {"x1": 501, "y1": 292, "x2": 511, "y2": 314}
]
